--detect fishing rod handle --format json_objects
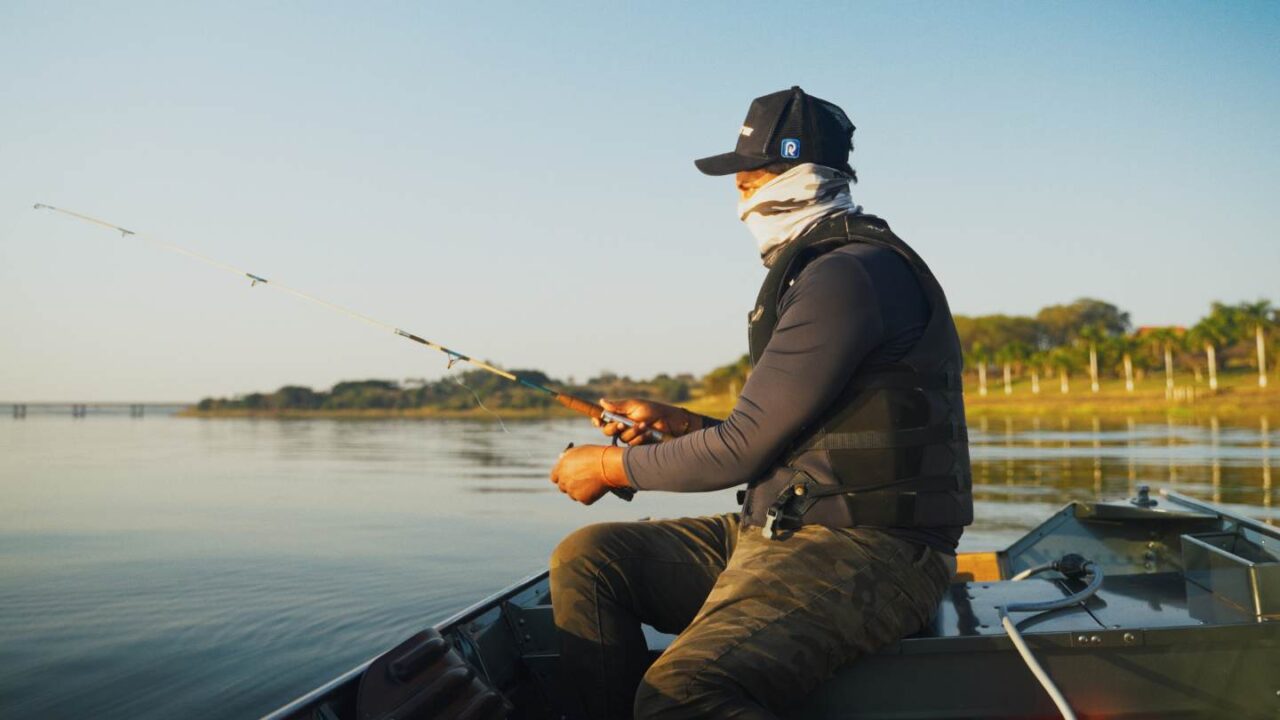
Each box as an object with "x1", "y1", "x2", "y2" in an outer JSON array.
[
  {"x1": 600, "y1": 411, "x2": 666, "y2": 442},
  {"x1": 555, "y1": 394, "x2": 666, "y2": 443}
]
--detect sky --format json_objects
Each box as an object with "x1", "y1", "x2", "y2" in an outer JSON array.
[{"x1": 1, "y1": 1, "x2": 1277, "y2": 402}]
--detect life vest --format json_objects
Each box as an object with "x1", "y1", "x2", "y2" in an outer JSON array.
[{"x1": 747, "y1": 213, "x2": 973, "y2": 538}]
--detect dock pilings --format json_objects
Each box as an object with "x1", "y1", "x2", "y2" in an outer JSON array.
[{"x1": 10, "y1": 403, "x2": 155, "y2": 418}]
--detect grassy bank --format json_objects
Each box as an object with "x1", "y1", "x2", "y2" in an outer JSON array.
[
  {"x1": 685, "y1": 371, "x2": 1278, "y2": 422},
  {"x1": 962, "y1": 370, "x2": 1277, "y2": 420}
]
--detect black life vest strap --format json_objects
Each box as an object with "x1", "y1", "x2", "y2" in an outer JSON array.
[
  {"x1": 793, "y1": 420, "x2": 966, "y2": 452},
  {"x1": 842, "y1": 490, "x2": 973, "y2": 528},
  {"x1": 736, "y1": 469, "x2": 971, "y2": 507},
  {"x1": 760, "y1": 470, "x2": 972, "y2": 539},
  {"x1": 848, "y1": 369, "x2": 961, "y2": 393}
]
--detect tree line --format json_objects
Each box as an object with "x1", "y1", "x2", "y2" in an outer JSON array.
[
  {"x1": 195, "y1": 297, "x2": 1276, "y2": 412},
  {"x1": 956, "y1": 298, "x2": 1277, "y2": 396},
  {"x1": 195, "y1": 370, "x2": 700, "y2": 413}
]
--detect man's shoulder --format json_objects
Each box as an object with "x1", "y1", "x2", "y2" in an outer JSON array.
[
  {"x1": 803, "y1": 238, "x2": 909, "y2": 283},
  {"x1": 826, "y1": 240, "x2": 899, "y2": 263},
  {"x1": 788, "y1": 236, "x2": 925, "y2": 319}
]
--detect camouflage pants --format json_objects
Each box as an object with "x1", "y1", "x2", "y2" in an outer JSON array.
[{"x1": 548, "y1": 513, "x2": 953, "y2": 720}]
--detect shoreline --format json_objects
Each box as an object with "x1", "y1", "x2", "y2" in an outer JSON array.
[
  {"x1": 180, "y1": 374, "x2": 1279, "y2": 423},
  {"x1": 179, "y1": 407, "x2": 582, "y2": 420}
]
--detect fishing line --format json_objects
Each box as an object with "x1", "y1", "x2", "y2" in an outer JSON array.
[
  {"x1": 32, "y1": 202, "x2": 519, "y2": 414},
  {"x1": 33, "y1": 204, "x2": 397, "y2": 335},
  {"x1": 31, "y1": 203, "x2": 655, "y2": 427},
  {"x1": 445, "y1": 371, "x2": 542, "y2": 465},
  {"x1": 34, "y1": 202, "x2": 650, "y2": 496},
  {"x1": 449, "y1": 374, "x2": 514, "y2": 437}
]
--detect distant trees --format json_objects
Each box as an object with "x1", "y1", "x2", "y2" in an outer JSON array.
[
  {"x1": 327, "y1": 380, "x2": 400, "y2": 409},
  {"x1": 584, "y1": 371, "x2": 696, "y2": 404},
  {"x1": 195, "y1": 297, "x2": 1276, "y2": 413},
  {"x1": 651, "y1": 374, "x2": 694, "y2": 403},
  {"x1": 1035, "y1": 299, "x2": 1130, "y2": 347},
  {"x1": 197, "y1": 367, "x2": 697, "y2": 414},
  {"x1": 955, "y1": 297, "x2": 1275, "y2": 396},
  {"x1": 702, "y1": 355, "x2": 751, "y2": 398},
  {"x1": 272, "y1": 386, "x2": 322, "y2": 409}
]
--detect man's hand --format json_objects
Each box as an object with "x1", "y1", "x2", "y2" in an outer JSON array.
[
  {"x1": 595, "y1": 398, "x2": 702, "y2": 446},
  {"x1": 551, "y1": 445, "x2": 628, "y2": 505}
]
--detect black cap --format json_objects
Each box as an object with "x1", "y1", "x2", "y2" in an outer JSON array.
[{"x1": 695, "y1": 86, "x2": 855, "y2": 176}]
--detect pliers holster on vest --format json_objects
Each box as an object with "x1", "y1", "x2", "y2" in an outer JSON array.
[{"x1": 762, "y1": 471, "x2": 823, "y2": 540}]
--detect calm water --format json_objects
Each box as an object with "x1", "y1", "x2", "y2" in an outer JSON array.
[{"x1": 1, "y1": 413, "x2": 1276, "y2": 719}]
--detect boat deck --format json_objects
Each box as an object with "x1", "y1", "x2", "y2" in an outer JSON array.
[{"x1": 265, "y1": 491, "x2": 1280, "y2": 720}]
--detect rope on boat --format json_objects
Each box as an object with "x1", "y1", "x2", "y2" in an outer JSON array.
[{"x1": 999, "y1": 555, "x2": 1104, "y2": 720}]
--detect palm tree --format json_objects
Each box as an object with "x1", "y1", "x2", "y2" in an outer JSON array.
[
  {"x1": 1027, "y1": 350, "x2": 1047, "y2": 394},
  {"x1": 1079, "y1": 325, "x2": 1108, "y2": 393},
  {"x1": 1235, "y1": 300, "x2": 1273, "y2": 388},
  {"x1": 967, "y1": 342, "x2": 991, "y2": 397},
  {"x1": 1049, "y1": 347, "x2": 1077, "y2": 394},
  {"x1": 995, "y1": 342, "x2": 1030, "y2": 396},
  {"x1": 1141, "y1": 327, "x2": 1182, "y2": 399},
  {"x1": 1189, "y1": 306, "x2": 1233, "y2": 392},
  {"x1": 1108, "y1": 334, "x2": 1139, "y2": 393},
  {"x1": 1272, "y1": 308, "x2": 1280, "y2": 384}
]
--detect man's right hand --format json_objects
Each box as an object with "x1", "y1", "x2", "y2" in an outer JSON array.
[{"x1": 595, "y1": 398, "x2": 702, "y2": 446}]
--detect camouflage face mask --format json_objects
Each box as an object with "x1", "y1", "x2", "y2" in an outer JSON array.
[{"x1": 737, "y1": 163, "x2": 859, "y2": 266}]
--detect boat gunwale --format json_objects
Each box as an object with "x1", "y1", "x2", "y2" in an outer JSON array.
[
  {"x1": 1163, "y1": 490, "x2": 1280, "y2": 539},
  {"x1": 258, "y1": 570, "x2": 549, "y2": 720}
]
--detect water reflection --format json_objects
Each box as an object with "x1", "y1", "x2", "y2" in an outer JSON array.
[
  {"x1": 1263, "y1": 416, "x2": 1272, "y2": 512},
  {"x1": 1, "y1": 412, "x2": 1277, "y2": 719},
  {"x1": 969, "y1": 414, "x2": 1278, "y2": 524}
]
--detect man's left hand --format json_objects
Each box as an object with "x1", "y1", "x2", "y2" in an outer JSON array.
[{"x1": 551, "y1": 445, "x2": 627, "y2": 505}]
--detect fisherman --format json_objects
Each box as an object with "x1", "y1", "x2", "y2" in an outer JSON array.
[{"x1": 549, "y1": 87, "x2": 972, "y2": 719}]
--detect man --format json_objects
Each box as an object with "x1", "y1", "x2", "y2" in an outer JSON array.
[{"x1": 549, "y1": 86, "x2": 972, "y2": 719}]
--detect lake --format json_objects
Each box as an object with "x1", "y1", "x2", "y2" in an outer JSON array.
[{"x1": 1, "y1": 412, "x2": 1275, "y2": 719}]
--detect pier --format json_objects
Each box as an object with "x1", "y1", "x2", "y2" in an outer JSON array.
[{"x1": 7, "y1": 403, "x2": 185, "y2": 419}]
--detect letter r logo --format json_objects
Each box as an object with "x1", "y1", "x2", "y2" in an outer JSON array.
[{"x1": 780, "y1": 138, "x2": 800, "y2": 159}]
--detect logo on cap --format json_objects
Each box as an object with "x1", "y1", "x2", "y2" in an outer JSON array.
[
  {"x1": 780, "y1": 138, "x2": 800, "y2": 159},
  {"x1": 739, "y1": 126, "x2": 754, "y2": 137}
]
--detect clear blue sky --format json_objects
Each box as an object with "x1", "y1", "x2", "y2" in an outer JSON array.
[{"x1": 1, "y1": 2, "x2": 1277, "y2": 401}]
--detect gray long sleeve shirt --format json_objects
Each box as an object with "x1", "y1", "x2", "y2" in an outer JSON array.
[{"x1": 622, "y1": 240, "x2": 962, "y2": 553}]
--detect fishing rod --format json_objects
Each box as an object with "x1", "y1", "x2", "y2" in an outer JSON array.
[{"x1": 33, "y1": 203, "x2": 661, "y2": 492}]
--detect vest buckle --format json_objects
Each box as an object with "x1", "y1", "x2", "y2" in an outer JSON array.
[
  {"x1": 762, "y1": 507, "x2": 782, "y2": 540},
  {"x1": 761, "y1": 477, "x2": 816, "y2": 540}
]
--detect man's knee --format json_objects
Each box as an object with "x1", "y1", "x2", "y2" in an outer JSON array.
[
  {"x1": 633, "y1": 660, "x2": 691, "y2": 720},
  {"x1": 549, "y1": 522, "x2": 638, "y2": 581},
  {"x1": 633, "y1": 650, "x2": 757, "y2": 720}
]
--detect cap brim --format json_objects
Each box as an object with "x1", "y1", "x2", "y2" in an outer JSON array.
[{"x1": 693, "y1": 151, "x2": 773, "y2": 176}]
